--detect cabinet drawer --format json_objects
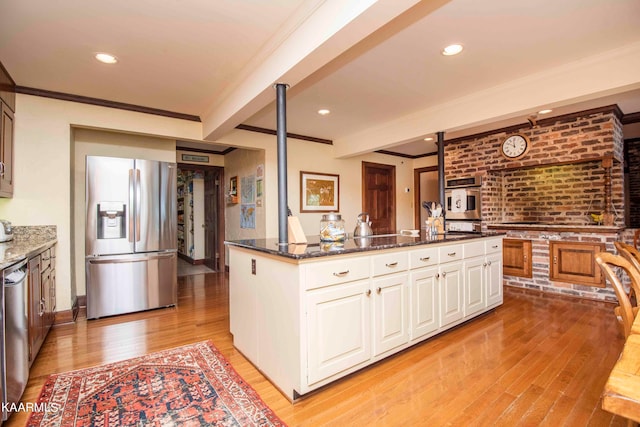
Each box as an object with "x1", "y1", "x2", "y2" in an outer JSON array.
[
  {"x1": 372, "y1": 252, "x2": 408, "y2": 277},
  {"x1": 485, "y1": 238, "x2": 502, "y2": 254},
  {"x1": 439, "y1": 244, "x2": 463, "y2": 263},
  {"x1": 409, "y1": 247, "x2": 439, "y2": 269},
  {"x1": 305, "y1": 256, "x2": 370, "y2": 289},
  {"x1": 464, "y1": 241, "x2": 485, "y2": 258}
]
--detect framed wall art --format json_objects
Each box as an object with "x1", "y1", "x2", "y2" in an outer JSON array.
[{"x1": 300, "y1": 171, "x2": 339, "y2": 213}]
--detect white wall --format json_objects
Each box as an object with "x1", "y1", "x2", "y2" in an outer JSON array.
[
  {"x1": 0, "y1": 94, "x2": 202, "y2": 312},
  {"x1": 0, "y1": 94, "x2": 434, "y2": 310},
  {"x1": 224, "y1": 148, "x2": 266, "y2": 241},
  {"x1": 219, "y1": 129, "x2": 417, "y2": 243}
]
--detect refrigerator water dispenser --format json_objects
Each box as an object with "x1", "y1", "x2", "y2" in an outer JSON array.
[{"x1": 97, "y1": 202, "x2": 126, "y2": 239}]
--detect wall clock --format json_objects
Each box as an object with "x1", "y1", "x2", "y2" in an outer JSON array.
[{"x1": 501, "y1": 134, "x2": 530, "y2": 160}]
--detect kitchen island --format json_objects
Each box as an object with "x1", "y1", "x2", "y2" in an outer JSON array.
[{"x1": 226, "y1": 232, "x2": 503, "y2": 400}]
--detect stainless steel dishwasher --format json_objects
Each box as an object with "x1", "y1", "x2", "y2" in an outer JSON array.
[{"x1": 2, "y1": 258, "x2": 28, "y2": 422}]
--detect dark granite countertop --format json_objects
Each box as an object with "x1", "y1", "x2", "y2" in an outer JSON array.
[
  {"x1": 0, "y1": 226, "x2": 57, "y2": 270},
  {"x1": 225, "y1": 231, "x2": 503, "y2": 260},
  {"x1": 486, "y1": 222, "x2": 623, "y2": 233}
]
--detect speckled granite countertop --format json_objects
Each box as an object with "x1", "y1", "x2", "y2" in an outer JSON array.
[
  {"x1": 0, "y1": 225, "x2": 57, "y2": 270},
  {"x1": 225, "y1": 231, "x2": 503, "y2": 260}
]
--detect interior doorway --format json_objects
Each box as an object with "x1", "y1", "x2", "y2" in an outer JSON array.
[
  {"x1": 177, "y1": 164, "x2": 225, "y2": 271},
  {"x1": 414, "y1": 166, "x2": 439, "y2": 230},
  {"x1": 362, "y1": 161, "x2": 396, "y2": 234}
]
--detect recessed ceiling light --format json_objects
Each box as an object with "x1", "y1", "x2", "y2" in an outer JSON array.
[
  {"x1": 538, "y1": 109, "x2": 553, "y2": 115},
  {"x1": 442, "y1": 44, "x2": 463, "y2": 56},
  {"x1": 95, "y1": 53, "x2": 118, "y2": 64},
  {"x1": 318, "y1": 109, "x2": 330, "y2": 116},
  {"x1": 424, "y1": 137, "x2": 434, "y2": 141}
]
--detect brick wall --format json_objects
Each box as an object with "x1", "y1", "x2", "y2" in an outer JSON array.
[
  {"x1": 444, "y1": 107, "x2": 626, "y2": 301},
  {"x1": 499, "y1": 230, "x2": 619, "y2": 302},
  {"x1": 445, "y1": 107, "x2": 625, "y2": 226}
]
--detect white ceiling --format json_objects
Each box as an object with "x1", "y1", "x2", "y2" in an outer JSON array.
[{"x1": 1, "y1": 0, "x2": 639, "y2": 157}]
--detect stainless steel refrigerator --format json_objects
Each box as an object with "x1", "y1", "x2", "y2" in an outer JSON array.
[{"x1": 85, "y1": 156, "x2": 177, "y2": 319}]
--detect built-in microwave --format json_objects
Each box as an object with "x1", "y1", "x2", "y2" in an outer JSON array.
[{"x1": 444, "y1": 176, "x2": 482, "y2": 220}]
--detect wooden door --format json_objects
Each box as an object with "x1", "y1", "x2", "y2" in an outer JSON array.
[
  {"x1": 177, "y1": 164, "x2": 225, "y2": 271},
  {"x1": 362, "y1": 162, "x2": 396, "y2": 235},
  {"x1": 550, "y1": 241, "x2": 605, "y2": 286},
  {"x1": 503, "y1": 239, "x2": 533, "y2": 278},
  {"x1": 204, "y1": 170, "x2": 218, "y2": 271}
]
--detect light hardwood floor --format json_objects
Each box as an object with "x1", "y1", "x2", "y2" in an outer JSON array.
[{"x1": 6, "y1": 272, "x2": 629, "y2": 426}]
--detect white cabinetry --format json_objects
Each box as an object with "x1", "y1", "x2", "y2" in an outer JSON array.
[
  {"x1": 306, "y1": 279, "x2": 371, "y2": 384},
  {"x1": 409, "y1": 246, "x2": 440, "y2": 341},
  {"x1": 371, "y1": 252, "x2": 409, "y2": 356},
  {"x1": 439, "y1": 244, "x2": 464, "y2": 327},
  {"x1": 229, "y1": 235, "x2": 503, "y2": 400},
  {"x1": 463, "y1": 237, "x2": 504, "y2": 316},
  {"x1": 486, "y1": 239, "x2": 503, "y2": 306}
]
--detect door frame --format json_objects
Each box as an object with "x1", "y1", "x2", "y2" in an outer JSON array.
[
  {"x1": 413, "y1": 166, "x2": 438, "y2": 229},
  {"x1": 177, "y1": 163, "x2": 225, "y2": 271}
]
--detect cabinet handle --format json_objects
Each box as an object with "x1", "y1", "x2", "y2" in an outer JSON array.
[
  {"x1": 442, "y1": 272, "x2": 447, "y2": 277},
  {"x1": 39, "y1": 299, "x2": 45, "y2": 316},
  {"x1": 553, "y1": 256, "x2": 557, "y2": 265},
  {"x1": 436, "y1": 273, "x2": 440, "y2": 279},
  {"x1": 483, "y1": 262, "x2": 487, "y2": 267},
  {"x1": 385, "y1": 262, "x2": 398, "y2": 268},
  {"x1": 492, "y1": 245, "x2": 499, "y2": 249},
  {"x1": 447, "y1": 252, "x2": 456, "y2": 257},
  {"x1": 420, "y1": 256, "x2": 430, "y2": 261},
  {"x1": 366, "y1": 289, "x2": 371, "y2": 297},
  {"x1": 377, "y1": 287, "x2": 382, "y2": 294},
  {"x1": 487, "y1": 261, "x2": 492, "y2": 266},
  {"x1": 332, "y1": 270, "x2": 350, "y2": 277}
]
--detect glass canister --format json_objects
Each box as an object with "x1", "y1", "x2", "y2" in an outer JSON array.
[{"x1": 320, "y1": 213, "x2": 346, "y2": 242}]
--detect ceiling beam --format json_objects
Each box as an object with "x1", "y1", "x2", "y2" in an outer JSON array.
[{"x1": 201, "y1": 0, "x2": 423, "y2": 141}]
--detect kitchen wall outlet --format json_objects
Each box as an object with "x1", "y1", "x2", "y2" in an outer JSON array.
[{"x1": 251, "y1": 259, "x2": 256, "y2": 275}]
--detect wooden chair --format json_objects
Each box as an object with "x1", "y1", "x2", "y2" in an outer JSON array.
[
  {"x1": 614, "y1": 241, "x2": 640, "y2": 304},
  {"x1": 595, "y1": 252, "x2": 640, "y2": 338}
]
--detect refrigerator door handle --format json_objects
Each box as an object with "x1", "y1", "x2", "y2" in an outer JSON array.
[
  {"x1": 136, "y1": 168, "x2": 141, "y2": 242},
  {"x1": 129, "y1": 168, "x2": 135, "y2": 243},
  {"x1": 87, "y1": 251, "x2": 176, "y2": 264}
]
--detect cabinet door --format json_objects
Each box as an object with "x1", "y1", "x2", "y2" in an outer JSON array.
[
  {"x1": 440, "y1": 261, "x2": 464, "y2": 327},
  {"x1": 372, "y1": 273, "x2": 409, "y2": 356},
  {"x1": 550, "y1": 241, "x2": 605, "y2": 286},
  {"x1": 306, "y1": 280, "x2": 371, "y2": 385},
  {"x1": 410, "y1": 267, "x2": 440, "y2": 341},
  {"x1": 486, "y1": 253, "x2": 503, "y2": 306},
  {"x1": 50, "y1": 267, "x2": 57, "y2": 322},
  {"x1": 0, "y1": 102, "x2": 14, "y2": 197},
  {"x1": 28, "y1": 257, "x2": 42, "y2": 364},
  {"x1": 41, "y1": 267, "x2": 52, "y2": 333},
  {"x1": 464, "y1": 256, "x2": 485, "y2": 317},
  {"x1": 503, "y1": 239, "x2": 532, "y2": 278}
]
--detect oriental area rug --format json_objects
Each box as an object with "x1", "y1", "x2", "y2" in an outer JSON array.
[{"x1": 27, "y1": 340, "x2": 287, "y2": 427}]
